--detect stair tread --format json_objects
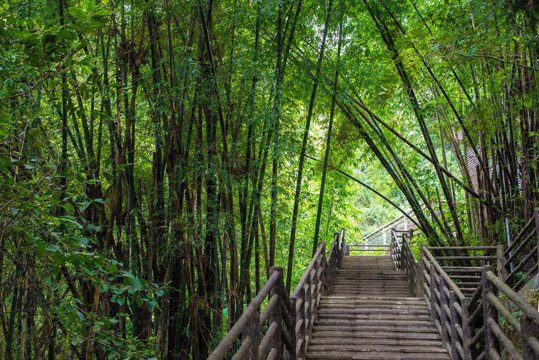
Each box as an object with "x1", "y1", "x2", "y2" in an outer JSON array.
[{"x1": 306, "y1": 255, "x2": 450, "y2": 359}]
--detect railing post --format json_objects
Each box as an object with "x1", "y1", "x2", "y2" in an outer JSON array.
[
  {"x1": 482, "y1": 266, "x2": 499, "y2": 357},
  {"x1": 269, "y1": 267, "x2": 283, "y2": 358},
  {"x1": 430, "y1": 264, "x2": 441, "y2": 330},
  {"x1": 521, "y1": 313, "x2": 539, "y2": 360},
  {"x1": 495, "y1": 244, "x2": 506, "y2": 280},
  {"x1": 462, "y1": 303, "x2": 473, "y2": 360},
  {"x1": 449, "y1": 290, "x2": 460, "y2": 360},
  {"x1": 415, "y1": 264, "x2": 422, "y2": 296},
  {"x1": 304, "y1": 271, "x2": 312, "y2": 353},
  {"x1": 520, "y1": 212, "x2": 538, "y2": 360},
  {"x1": 439, "y1": 277, "x2": 450, "y2": 348},
  {"x1": 296, "y1": 286, "x2": 305, "y2": 360},
  {"x1": 286, "y1": 296, "x2": 297, "y2": 360},
  {"x1": 320, "y1": 243, "x2": 327, "y2": 297},
  {"x1": 340, "y1": 228, "x2": 348, "y2": 258},
  {"x1": 310, "y1": 255, "x2": 320, "y2": 337},
  {"x1": 244, "y1": 306, "x2": 260, "y2": 359},
  {"x1": 421, "y1": 245, "x2": 426, "y2": 293},
  {"x1": 535, "y1": 208, "x2": 539, "y2": 270}
]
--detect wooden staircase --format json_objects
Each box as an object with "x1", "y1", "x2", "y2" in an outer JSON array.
[
  {"x1": 306, "y1": 255, "x2": 451, "y2": 359},
  {"x1": 208, "y1": 224, "x2": 539, "y2": 360}
]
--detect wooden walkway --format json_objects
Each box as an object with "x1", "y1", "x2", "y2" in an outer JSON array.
[
  {"x1": 208, "y1": 210, "x2": 539, "y2": 360},
  {"x1": 307, "y1": 256, "x2": 450, "y2": 359}
]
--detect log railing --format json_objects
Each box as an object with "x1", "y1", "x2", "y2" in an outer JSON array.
[
  {"x1": 389, "y1": 229, "x2": 402, "y2": 270},
  {"x1": 292, "y1": 229, "x2": 346, "y2": 359},
  {"x1": 207, "y1": 229, "x2": 347, "y2": 360},
  {"x1": 207, "y1": 267, "x2": 295, "y2": 360},
  {"x1": 426, "y1": 245, "x2": 503, "y2": 298},
  {"x1": 503, "y1": 208, "x2": 539, "y2": 291},
  {"x1": 421, "y1": 245, "x2": 467, "y2": 360},
  {"x1": 465, "y1": 267, "x2": 539, "y2": 360},
  {"x1": 325, "y1": 229, "x2": 346, "y2": 294},
  {"x1": 390, "y1": 229, "x2": 421, "y2": 295},
  {"x1": 291, "y1": 241, "x2": 326, "y2": 359},
  {"x1": 422, "y1": 245, "x2": 539, "y2": 360}
]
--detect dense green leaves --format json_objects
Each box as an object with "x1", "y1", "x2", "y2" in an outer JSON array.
[{"x1": 1, "y1": 0, "x2": 537, "y2": 358}]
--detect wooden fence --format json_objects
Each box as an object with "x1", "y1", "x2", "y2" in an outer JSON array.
[
  {"x1": 425, "y1": 245, "x2": 502, "y2": 298},
  {"x1": 421, "y1": 245, "x2": 467, "y2": 359},
  {"x1": 207, "y1": 267, "x2": 295, "y2": 360},
  {"x1": 207, "y1": 229, "x2": 347, "y2": 360},
  {"x1": 420, "y1": 243, "x2": 539, "y2": 360},
  {"x1": 503, "y1": 208, "x2": 539, "y2": 291},
  {"x1": 390, "y1": 229, "x2": 421, "y2": 295}
]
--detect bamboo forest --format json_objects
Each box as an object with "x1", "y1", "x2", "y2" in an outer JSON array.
[{"x1": 0, "y1": 0, "x2": 538, "y2": 359}]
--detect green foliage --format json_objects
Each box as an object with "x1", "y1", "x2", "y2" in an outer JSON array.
[{"x1": 1, "y1": 0, "x2": 537, "y2": 358}]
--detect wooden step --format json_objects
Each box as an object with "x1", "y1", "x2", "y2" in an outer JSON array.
[
  {"x1": 305, "y1": 256, "x2": 450, "y2": 360},
  {"x1": 307, "y1": 349, "x2": 451, "y2": 360},
  {"x1": 311, "y1": 329, "x2": 442, "y2": 340},
  {"x1": 318, "y1": 307, "x2": 431, "y2": 316}
]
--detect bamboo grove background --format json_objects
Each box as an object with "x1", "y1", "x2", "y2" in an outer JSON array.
[{"x1": 0, "y1": 0, "x2": 537, "y2": 358}]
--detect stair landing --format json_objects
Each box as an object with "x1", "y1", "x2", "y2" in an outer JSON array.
[{"x1": 306, "y1": 256, "x2": 451, "y2": 360}]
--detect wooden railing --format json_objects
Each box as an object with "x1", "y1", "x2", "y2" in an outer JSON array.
[
  {"x1": 361, "y1": 211, "x2": 415, "y2": 244},
  {"x1": 291, "y1": 241, "x2": 326, "y2": 359},
  {"x1": 503, "y1": 208, "x2": 539, "y2": 291},
  {"x1": 421, "y1": 245, "x2": 467, "y2": 360},
  {"x1": 207, "y1": 229, "x2": 347, "y2": 360},
  {"x1": 426, "y1": 245, "x2": 503, "y2": 298},
  {"x1": 389, "y1": 229, "x2": 402, "y2": 270},
  {"x1": 422, "y1": 245, "x2": 539, "y2": 360},
  {"x1": 325, "y1": 229, "x2": 346, "y2": 294},
  {"x1": 292, "y1": 229, "x2": 346, "y2": 359},
  {"x1": 465, "y1": 267, "x2": 539, "y2": 360},
  {"x1": 390, "y1": 229, "x2": 421, "y2": 295},
  {"x1": 207, "y1": 267, "x2": 295, "y2": 360}
]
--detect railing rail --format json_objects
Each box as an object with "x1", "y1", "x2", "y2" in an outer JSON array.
[
  {"x1": 361, "y1": 211, "x2": 414, "y2": 244},
  {"x1": 292, "y1": 228, "x2": 346, "y2": 359},
  {"x1": 465, "y1": 267, "x2": 539, "y2": 360},
  {"x1": 426, "y1": 245, "x2": 503, "y2": 299},
  {"x1": 503, "y1": 208, "x2": 539, "y2": 291},
  {"x1": 207, "y1": 267, "x2": 295, "y2": 360},
  {"x1": 422, "y1": 244, "x2": 539, "y2": 360},
  {"x1": 421, "y1": 245, "x2": 467, "y2": 359},
  {"x1": 390, "y1": 229, "x2": 402, "y2": 272},
  {"x1": 325, "y1": 229, "x2": 345, "y2": 294},
  {"x1": 391, "y1": 229, "x2": 421, "y2": 296},
  {"x1": 207, "y1": 229, "x2": 347, "y2": 360},
  {"x1": 291, "y1": 241, "x2": 326, "y2": 359}
]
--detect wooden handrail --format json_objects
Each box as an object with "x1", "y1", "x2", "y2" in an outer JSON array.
[
  {"x1": 502, "y1": 208, "x2": 538, "y2": 291},
  {"x1": 292, "y1": 242, "x2": 326, "y2": 298},
  {"x1": 485, "y1": 270, "x2": 539, "y2": 324},
  {"x1": 422, "y1": 246, "x2": 466, "y2": 301},
  {"x1": 389, "y1": 229, "x2": 421, "y2": 295},
  {"x1": 478, "y1": 267, "x2": 539, "y2": 360},
  {"x1": 208, "y1": 269, "x2": 283, "y2": 360},
  {"x1": 503, "y1": 212, "x2": 536, "y2": 256},
  {"x1": 422, "y1": 242, "x2": 539, "y2": 360},
  {"x1": 428, "y1": 246, "x2": 499, "y2": 251},
  {"x1": 421, "y1": 245, "x2": 468, "y2": 359},
  {"x1": 292, "y1": 229, "x2": 346, "y2": 359},
  {"x1": 208, "y1": 229, "x2": 347, "y2": 360}
]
